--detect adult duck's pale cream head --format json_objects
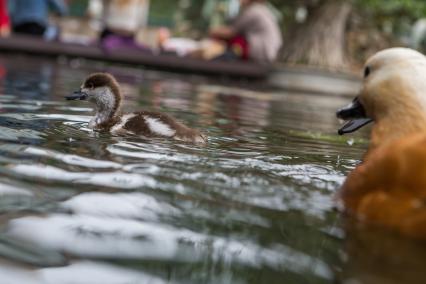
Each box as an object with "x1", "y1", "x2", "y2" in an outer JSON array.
[{"x1": 337, "y1": 48, "x2": 426, "y2": 149}]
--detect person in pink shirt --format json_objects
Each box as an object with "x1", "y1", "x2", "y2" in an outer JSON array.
[{"x1": 210, "y1": 0, "x2": 282, "y2": 63}]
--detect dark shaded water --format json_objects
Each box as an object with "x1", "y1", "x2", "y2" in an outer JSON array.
[{"x1": 0, "y1": 55, "x2": 424, "y2": 284}]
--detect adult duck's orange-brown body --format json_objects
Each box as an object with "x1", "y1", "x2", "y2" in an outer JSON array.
[{"x1": 337, "y1": 48, "x2": 426, "y2": 239}]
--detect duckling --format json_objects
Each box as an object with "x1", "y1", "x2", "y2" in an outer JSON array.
[
  {"x1": 66, "y1": 73, "x2": 206, "y2": 143},
  {"x1": 336, "y1": 48, "x2": 426, "y2": 239}
]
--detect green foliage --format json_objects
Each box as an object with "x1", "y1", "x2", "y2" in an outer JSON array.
[
  {"x1": 356, "y1": 0, "x2": 426, "y2": 19},
  {"x1": 148, "y1": 0, "x2": 179, "y2": 27},
  {"x1": 354, "y1": 0, "x2": 426, "y2": 41},
  {"x1": 67, "y1": 0, "x2": 89, "y2": 17},
  {"x1": 268, "y1": 0, "x2": 426, "y2": 23}
]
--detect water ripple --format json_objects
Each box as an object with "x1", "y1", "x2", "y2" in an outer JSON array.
[
  {"x1": 8, "y1": 164, "x2": 156, "y2": 189},
  {"x1": 24, "y1": 147, "x2": 121, "y2": 169},
  {"x1": 6, "y1": 214, "x2": 333, "y2": 280},
  {"x1": 0, "y1": 261, "x2": 169, "y2": 284},
  {"x1": 62, "y1": 192, "x2": 181, "y2": 220},
  {"x1": 0, "y1": 55, "x2": 373, "y2": 283}
]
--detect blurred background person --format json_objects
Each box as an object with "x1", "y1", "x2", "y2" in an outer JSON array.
[
  {"x1": 8, "y1": 0, "x2": 67, "y2": 38},
  {"x1": 96, "y1": 0, "x2": 150, "y2": 51},
  {"x1": 210, "y1": 0, "x2": 282, "y2": 63}
]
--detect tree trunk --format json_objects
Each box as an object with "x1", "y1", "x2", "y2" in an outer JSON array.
[{"x1": 281, "y1": 0, "x2": 352, "y2": 69}]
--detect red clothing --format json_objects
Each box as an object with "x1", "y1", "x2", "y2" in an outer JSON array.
[
  {"x1": 0, "y1": 0, "x2": 9, "y2": 29},
  {"x1": 228, "y1": 35, "x2": 249, "y2": 60}
]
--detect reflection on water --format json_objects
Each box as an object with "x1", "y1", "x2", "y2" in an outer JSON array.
[
  {"x1": 0, "y1": 261, "x2": 168, "y2": 284},
  {"x1": 0, "y1": 54, "x2": 421, "y2": 284}
]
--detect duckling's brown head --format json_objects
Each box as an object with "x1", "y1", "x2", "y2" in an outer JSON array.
[
  {"x1": 66, "y1": 73, "x2": 122, "y2": 120},
  {"x1": 337, "y1": 48, "x2": 426, "y2": 147}
]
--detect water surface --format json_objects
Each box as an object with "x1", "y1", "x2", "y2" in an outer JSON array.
[{"x1": 0, "y1": 55, "x2": 423, "y2": 284}]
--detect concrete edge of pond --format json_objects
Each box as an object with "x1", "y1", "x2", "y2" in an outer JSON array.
[{"x1": 0, "y1": 35, "x2": 270, "y2": 79}]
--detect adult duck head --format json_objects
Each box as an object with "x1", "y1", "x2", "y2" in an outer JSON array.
[{"x1": 337, "y1": 48, "x2": 426, "y2": 150}]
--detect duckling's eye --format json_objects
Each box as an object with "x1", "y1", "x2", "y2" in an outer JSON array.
[
  {"x1": 88, "y1": 83, "x2": 94, "y2": 89},
  {"x1": 364, "y1": 66, "x2": 371, "y2": 78}
]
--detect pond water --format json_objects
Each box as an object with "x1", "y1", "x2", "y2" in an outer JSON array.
[{"x1": 0, "y1": 55, "x2": 424, "y2": 284}]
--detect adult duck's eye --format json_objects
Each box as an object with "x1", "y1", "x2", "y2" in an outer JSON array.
[{"x1": 364, "y1": 66, "x2": 371, "y2": 78}]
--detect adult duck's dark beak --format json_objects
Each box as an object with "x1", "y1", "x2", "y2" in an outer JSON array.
[
  {"x1": 336, "y1": 97, "x2": 373, "y2": 135},
  {"x1": 65, "y1": 90, "x2": 88, "y2": 101}
]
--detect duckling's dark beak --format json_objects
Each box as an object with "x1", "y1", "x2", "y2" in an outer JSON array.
[
  {"x1": 65, "y1": 91, "x2": 88, "y2": 101},
  {"x1": 336, "y1": 97, "x2": 373, "y2": 135}
]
